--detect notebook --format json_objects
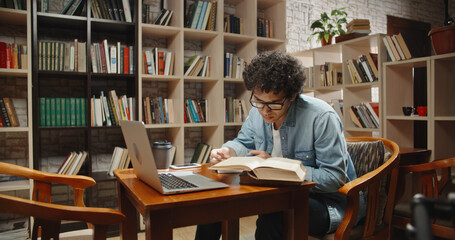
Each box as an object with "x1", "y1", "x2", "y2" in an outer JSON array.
[{"x1": 119, "y1": 120, "x2": 229, "y2": 195}]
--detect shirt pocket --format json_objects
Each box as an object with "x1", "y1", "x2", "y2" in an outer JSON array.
[{"x1": 295, "y1": 150, "x2": 316, "y2": 167}]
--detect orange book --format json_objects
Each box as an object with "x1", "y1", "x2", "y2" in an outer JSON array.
[
  {"x1": 123, "y1": 47, "x2": 129, "y2": 74},
  {"x1": 3, "y1": 98, "x2": 19, "y2": 127},
  {"x1": 158, "y1": 51, "x2": 165, "y2": 75}
]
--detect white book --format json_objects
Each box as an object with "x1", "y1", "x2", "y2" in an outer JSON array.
[
  {"x1": 102, "y1": 39, "x2": 111, "y2": 73},
  {"x1": 90, "y1": 44, "x2": 98, "y2": 73},
  {"x1": 94, "y1": 98, "x2": 103, "y2": 126},
  {"x1": 164, "y1": 51, "x2": 172, "y2": 75},
  {"x1": 117, "y1": 42, "x2": 121, "y2": 74},
  {"x1": 184, "y1": 55, "x2": 201, "y2": 76},
  {"x1": 121, "y1": 0, "x2": 132, "y2": 22},
  {"x1": 101, "y1": 91, "x2": 112, "y2": 126},
  {"x1": 57, "y1": 152, "x2": 76, "y2": 174},
  {"x1": 70, "y1": 151, "x2": 87, "y2": 175},
  {"x1": 391, "y1": 35, "x2": 406, "y2": 60},
  {"x1": 145, "y1": 50, "x2": 154, "y2": 75},
  {"x1": 69, "y1": 45, "x2": 75, "y2": 71},
  {"x1": 110, "y1": 46, "x2": 117, "y2": 74},
  {"x1": 163, "y1": 10, "x2": 173, "y2": 26},
  {"x1": 67, "y1": 151, "x2": 83, "y2": 175},
  {"x1": 108, "y1": 147, "x2": 123, "y2": 176},
  {"x1": 201, "y1": 2, "x2": 212, "y2": 30},
  {"x1": 201, "y1": 56, "x2": 209, "y2": 77},
  {"x1": 128, "y1": 97, "x2": 134, "y2": 121}
]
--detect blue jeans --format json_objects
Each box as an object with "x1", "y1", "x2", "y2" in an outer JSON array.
[{"x1": 195, "y1": 195, "x2": 330, "y2": 240}]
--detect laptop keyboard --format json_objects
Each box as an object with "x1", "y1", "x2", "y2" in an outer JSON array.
[{"x1": 159, "y1": 173, "x2": 198, "y2": 189}]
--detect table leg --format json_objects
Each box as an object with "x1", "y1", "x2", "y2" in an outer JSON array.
[
  {"x1": 118, "y1": 183, "x2": 138, "y2": 240},
  {"x1": 284, "y1": 190, "x2": 309, "y2": 240},
  {"x1": 222, "y1": 219, "x2": 239, "y2": 240},
  {"x1": 147, "y1": 211, "x2": 173, "y2": 240}
]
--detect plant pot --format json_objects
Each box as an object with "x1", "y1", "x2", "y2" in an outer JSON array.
[
  {"x1": 321, "y1": 36, "x2": 333, "y2": 46},
  {"x1": 428, "y1": 25, "x2": 455, "y2": 55}
]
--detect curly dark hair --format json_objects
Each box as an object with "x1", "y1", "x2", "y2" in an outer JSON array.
[{"x1": 243, "y1": 51, "x2": 306, "y2": 98}]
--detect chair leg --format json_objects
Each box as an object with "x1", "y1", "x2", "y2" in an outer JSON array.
[
  {"x1": 93, "y1": 225, "x2": 108, "y2": 240},
  {"x1": 33, "y1": 218, "x2": 61, "y2": 240}
]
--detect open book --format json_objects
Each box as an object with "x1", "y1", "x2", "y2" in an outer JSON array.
[{"x1": 209, "y1": 157, "x2": 306, "y2": 182}]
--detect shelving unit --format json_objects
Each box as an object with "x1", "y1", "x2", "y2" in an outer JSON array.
[
  {"x1": 383, "y1": 52, "x2": 455, "y2": 161},
  {"x1": 138, "y1": 0, "x2": 286, "y2": 163},
  {"x1": 291, "y1": 34, "x2": 387, "y2": 138}
]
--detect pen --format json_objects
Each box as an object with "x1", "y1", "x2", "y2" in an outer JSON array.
[{"x1": 246, "y1": 154, "x2": 254, "y2": 157}]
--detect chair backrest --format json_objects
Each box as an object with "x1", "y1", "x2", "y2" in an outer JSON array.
[
  {"x1": 0, "y1": 162, "x2": 125, "y2": 240},
  {"x1": 335, "y1": 137, "x2": 400, "y2": 240}
]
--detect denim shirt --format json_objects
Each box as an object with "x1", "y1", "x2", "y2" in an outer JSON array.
[{"x1": 223, "y1": 94, "x2": 366, "y2": 233}]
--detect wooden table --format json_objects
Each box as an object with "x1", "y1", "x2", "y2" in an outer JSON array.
[{"x1": 114, "y1": 165, "x2": 315, "y2": 240}]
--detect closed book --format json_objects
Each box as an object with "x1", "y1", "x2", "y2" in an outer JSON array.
[
  {"x1": 70, "y1": 98, "x2": 76, "y2": 126},
  {"x1": 158, "y1": 51, "x2": 165, "y2": 75},
  {"x1": 55, "y1": 98, "x2": 62, "y2": 126},
  {"x1": 349, "y1": 106, "x2": 364, "y2": 128},
  {"x1": 122, "y1": 0, "x2": 132, "y2": 22},
  {"x1": 123, "y1": 46, "x2": 129, "y2": 74},
  {"x1": 50, "y1": 98, "x2": 56, "y2": 126},
  {"x1": 0, "y1": 99, "x2": 11, "y2": 127},
  {"x1": 190, "y1": 1, "x2": 204, "y2": 29},
  {"x1": 396, "y1": 33, "x2": 412, "y2": 59},
  {"x1": 196, "y1": 1, "x2": 208, "y2": 30},
  {"x1": 39, "y1": 98, "x2": 46, "y2": 126}
]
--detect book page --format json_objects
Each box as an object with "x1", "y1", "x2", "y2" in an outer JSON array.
[{"x1": 209, "y1": 156, "x2": 264, "y2": 171}]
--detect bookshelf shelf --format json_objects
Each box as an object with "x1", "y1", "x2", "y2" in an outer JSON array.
[{"x1": 0, "y1": 8, "x2": 27, "y2": 23}]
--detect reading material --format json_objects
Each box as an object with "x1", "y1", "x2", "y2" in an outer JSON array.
[{"x1": 209, "y1": 157, "x2": 307, "y2": 182}]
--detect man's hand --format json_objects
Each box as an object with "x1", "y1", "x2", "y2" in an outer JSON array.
[
  {"x1": 246, "y1": 150, "x2": 271, "y2": 159},
  {"x1": 210, "y1": 147, "x2": 234, "y2": 164}
]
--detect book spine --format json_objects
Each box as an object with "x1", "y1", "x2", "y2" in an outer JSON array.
[{"x1": 0, "y1": 99, "x2": 11, "y2": 127}]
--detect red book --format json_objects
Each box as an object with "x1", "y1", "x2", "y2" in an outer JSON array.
[
  {"x1": 143, "y1": 52, "x2": 148, "y2": 74},
  {"x1": 123, "y1": 47, "x2": 129, "y2": 74},
  {"x1": 158, "y1": 51, "x2": 165, "y2": 75},
  {"x1": 0, "y1": 42, "x2": 7, "y2": 68},
  {"x1": 368, "y1": 102, "x2": 379, "y2": 117},
  {"x1": 0, "y1": 111, "x2": 4, "y2": 127}
]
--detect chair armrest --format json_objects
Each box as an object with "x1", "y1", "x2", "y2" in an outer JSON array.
[
  {"x1": 401, "y1": 157, "x2": 455, "y2": 173},
  {"x1": 0, "y1": 193, "x2": 125, "y2": 225},
  {"x1": 0, "y1": 162, "x2": 95, "y2": 189}
]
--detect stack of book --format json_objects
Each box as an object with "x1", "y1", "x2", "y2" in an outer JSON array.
[
  {"x1": 184, "y1": 55, "x2": 210, "y2": 77},
  {"x1": 318, "y1": 62, "x2": 343, "y2": 87},
  {"x1": 346, "y1": 53, "x2": 378, "y2": 84},
  {"x1": 0, "y1": 42, "x2": 27, "y2": 70},
  {"x1": 224, "y1": 97, "x2": 247, "y2": 123},
  {"x1": 190, "y1": 143, "x2": 212, "y2": 165},
  {"x1": 224, "y1": 53, "x2": 246, "y2": 79},
  {"x1": 143, "y1": 48, "x2": 175, "y2": 76},
  {"x1": 91, "y1": 90, "x2": 134, "y2": 127},
  {"x1": 184, "y1": 99, "x2": 207, "y2": 123},
  {"x1": 383, "y1": 33, "x2": 412, "y2": 62},
  {"x1": 185, "y1": 0, "x2": 217, "y2": 31},
  {"x1": 143, "y1": 96, "x2": 174, "y2": 124},
  {"x1": 224, "y1": 14, "x2": 244, "y2": 34},
  {"x1": 107, "y1": 147, "x2": 131, "y2": 177},
  {"x1": 39, "y1": 97, "x2": 86, "y2": 127},
  {"x1": 57, "y1": 151, "x2": 88, "y2": 175},
  {"x1": 0, "y1": 98, "x2": 26, "y2": 128},
  {"x1": 38, "y1": 39, "x2": 86, "y2": 72},
  {"x1": 257, "y1": 17, "x2": 274, "y2": 38},
  {"x1": 349, "y1": 102, "x2": 379, "y2": 129},
  {"x1": 91, "y1": 39, "x2": 134, "y2": 74},
  {"x1": 88, "y1": 0, "x2": 133, "y2": 22},
  {"x1": 335, "y1": 19, "x2": 370, "y2": 43}
]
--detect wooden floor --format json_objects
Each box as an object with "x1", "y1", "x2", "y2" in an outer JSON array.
[{"x1": 108, "y1": 215, "x2": 257, "y2": 240}]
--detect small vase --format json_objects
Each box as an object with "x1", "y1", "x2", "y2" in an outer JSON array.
[
  {"x1": 321, "y1": 36, "x2": 333, "y2": 46},
  {"x1": 428, "y1": 25, "x2": 455, "y2": 55}
]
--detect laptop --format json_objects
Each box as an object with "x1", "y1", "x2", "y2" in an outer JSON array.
[{"x1": 119, "y1": 120, "x2": 229, "y2": 195}]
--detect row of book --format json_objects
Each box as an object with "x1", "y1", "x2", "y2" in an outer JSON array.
[
  {"x1": 185, "y1": 0, "x2": 217, "y2": 31},
  {"x1": 143, "y1": 49, "x2": 175, "y2": 76},
  {"x1": 303, "y1": 67, "x2": 315, "y2": 88},
  {"x1": 107, "y1": 146, "x2": 131, "y2": 176},
  {"x1": 91, "y1": 40, "x2": 134, "y2": 74},
  {"x1": 225, "y1": 97, "x2": 247, "y2": 123},
  {"x1": 190, "y1": 143, "x2": 212, "y2": 165},
  {"x1": 38, "y1": 40, "x2": 86, "y2": 72},
  {"x1": 57, "y1": 151, "x2": 88, "y2": 175},
  {"x1": 143, "y1": 7, "x2": 174, "y2": 26},
  {"x1": 224, "y1": 53, "x2": 246, "y2": 79},
  {"x1": 143, "y1": 97, "x2": 174, "y2": 124},
  {"x1": 257, "y1": 18, "x2": 274, "y2": 38},
  {"x1": 91, "y1": 90, "x2": 135, "y2": 127},
  {"x1": 349, "y1": 102, "x2": 380, "y2": 129},
  {"x1": 184, "y1": 55, "x2": 211, "y2": 77},
  {"x1": 224, "y1": 14, "x2": 244, "y2": 34},
  {"x1": 39, "y1": 97, "x2": 87, "y2": 127},
  {"x1": 89, "y1": 0, "x2": 133, "y2": 22},
  {"x1": 184, "y1": 99, "x2": 207, "y2": 123},
  {"x1": 0, "y1": 0, "x2": 26, "y2": 10},
  {"x1": 346, "y1": 53, "x2": 379, "y2": 84},
  {"x1": 0, "y1": 98, "x2": 26, "y2": 127},
  {"x1": 383, "y1": 33, "x2": 412, "y2": 62},
  {"x1": 0, "y1": 42, "x2": 27, "y2": 69},
  {"x1": 318, "y1": 62, "x2": 343, "y2": 87}
]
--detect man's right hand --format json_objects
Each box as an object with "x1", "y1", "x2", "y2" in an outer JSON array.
[{"x1": 209, "y1": 147, "x2": 232, "y2": 164}]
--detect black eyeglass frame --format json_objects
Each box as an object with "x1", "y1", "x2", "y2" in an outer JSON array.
[{"x1": 249, "y1": 92, "x2": 289, "y2": 110}]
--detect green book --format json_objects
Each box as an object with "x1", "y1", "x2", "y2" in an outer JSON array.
[
  {"x1": 61, "y1": 98, "x2": 67, "y2": 126},
  {"x1": 75, "y1": 98, "x2": 81, "y2": 126},
  {"x1": 70, "y1": 98, "x2": 76, "y2": 126},
  {"x1": 50, "y1": 98, "x2": 56, "y2": 126},
  {"x1": 191, "y1": 143, "x2": 207, "y2": 163},
  {"x1": 55, "y1": 98, "x2": 62, "y2": 126},
  {"x1": 45, "y1": 98, "x2": 51, "y2": 127},
  {"x1": 80, "y1": 98, "x2": 86, "y2": 126},
  {"x1": 66, "y1": 97, "x2": 71, "y2": 126},
  {"x1": 39, "y1": 97, "x2": 46, "y2": 126}
]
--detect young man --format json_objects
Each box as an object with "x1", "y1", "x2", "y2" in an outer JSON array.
[{"x1": 195, "y1": 51, "x2": 365, "y2": 239}]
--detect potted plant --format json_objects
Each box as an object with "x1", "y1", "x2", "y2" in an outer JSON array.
[{"x1": 308, "y1": 8, "x2": 348, "y2": 46}]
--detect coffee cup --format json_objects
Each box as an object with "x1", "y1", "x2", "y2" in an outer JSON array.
[
  {"x1": 402, "y1": 106, "x2": 414, "y2": 116},
  {"x1": 417, "y1": 106, "x2": 427, "y2": 116},
  {"x1": 151, "y1": 141, "x2": 173, "y2": 170}
]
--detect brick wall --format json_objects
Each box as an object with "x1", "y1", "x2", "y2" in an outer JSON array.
[{"x1": 286, "y1": 0, "x2": 454, "y2": 52}]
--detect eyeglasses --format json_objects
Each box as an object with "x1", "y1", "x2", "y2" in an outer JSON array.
[{"x1": 249, "y1": 93, "x2": 288, "y2": 110}]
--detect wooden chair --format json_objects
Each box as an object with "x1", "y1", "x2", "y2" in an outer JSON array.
[
  {"x1": 0, "y1": 162, "x2": 125, "y2": 240},
  {"x1": 392, "y1": 157, "x2": 455, "y2": 239},
  {"x1": 310, "y1": 137, "x2": 400, "y2": 240}
]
